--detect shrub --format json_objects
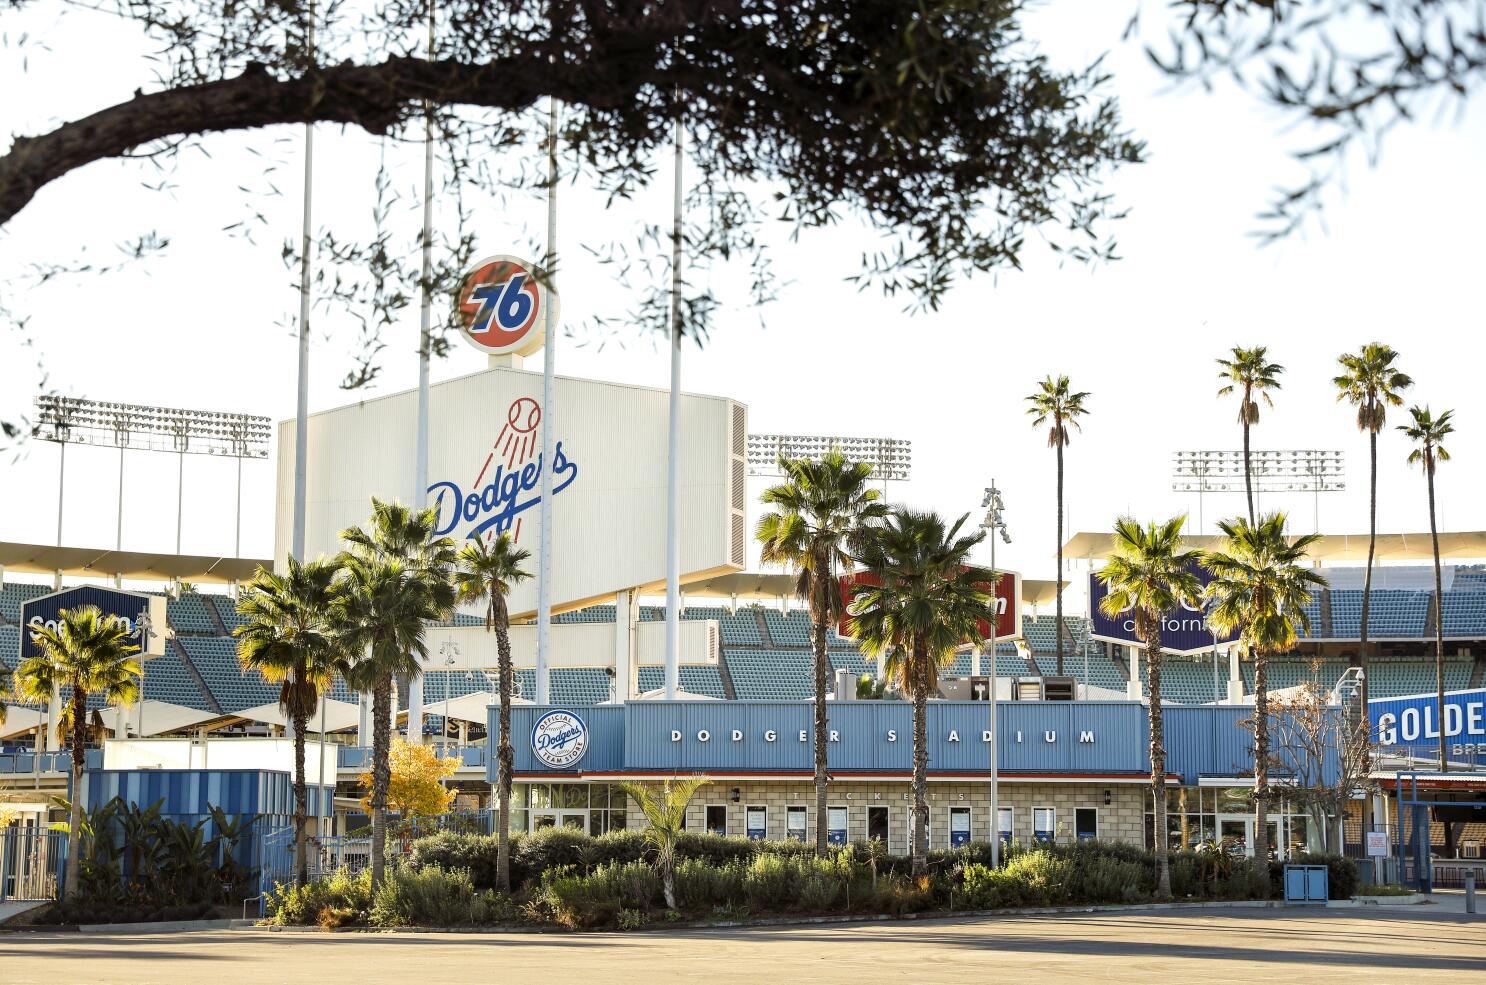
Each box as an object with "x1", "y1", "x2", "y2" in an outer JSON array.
[
  {"x1": 369, "y1": 866, "x2": 490, "y2": 928},
  {"x1": 265, "y1": 868, "x2": 373, "y2": 927},
  {"x1": 533, "y1": 861, "x2": 661, "y2": 928},
  {"x1": 673, "y1": 857, "x2": 745, "y2": 911},
  {"x1": 742, "y1": 853, "x2": 796, "y2": 910},
  {"x1": 405, "y1": 832, "x2": 500, "y2": 888}
]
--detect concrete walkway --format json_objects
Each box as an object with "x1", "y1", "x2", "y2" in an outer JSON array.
[{"x1": 2, "y1": 903, "x2": 1483, "y2": 984}]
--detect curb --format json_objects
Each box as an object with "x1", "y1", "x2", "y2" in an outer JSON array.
[
  {"x1": 78, "y1": 918, "x2": 237, "y2": 935},
  {"x1": 239, "y1": 898, "x2": 1329, "y2": 935}
]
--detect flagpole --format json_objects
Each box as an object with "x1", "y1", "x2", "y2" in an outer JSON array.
[
  {"x1": 291, "y1": 0, "x2": 315, "y2": 564},
  {"x1": 535, "y1": 96, "x2": 558, "y2": 705},
  {"x1": 663, "y1": 99, "x2": 683, "y2": 700},
  {"x1": 408, "y1": 1, "x2": 435, "y2": 742}
]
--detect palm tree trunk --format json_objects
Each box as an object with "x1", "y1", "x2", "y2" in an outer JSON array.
[
  {"x1": 911, "y1": 651, "x2": 929, "y2": 878},
  {"x1": 1146, "y1": 634, "x2": 1170, "y2": 898},
  {"x1": 662, "y1": 862, "x2": 677, "y2": 910},
  {"x1": 370, "y1": 674, "x2": 392, "y2": 890},
  {"x1": 811, "y1": 558, "x2": 829, "y2": 856},
  {"x1": 1055, "y1": 440, "x2": 1065, "y2": 676},
  {"x1": 64, "y1": 686, "x2": 86, "y2": 898},
  {"x1": 1253, "y1": 648, "x2": 1271, "y2": 866},
  {"x1": 1428, "y1": 464, "x2": 1446, "y2": 773},
  {"x1": 292, "y1": 703, "x2": 309, "y2": 887},
  {"x1": 494, "y1": 593, "x2": 515, "y2": 892},
  {"x1": 1243, "y1": 418, "x2": 1255, "y2": 528}
]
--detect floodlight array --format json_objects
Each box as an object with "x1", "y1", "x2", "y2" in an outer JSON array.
[
  {"x1": 1171, "y1": 449, "x2": 1345, "y2": 493},
  {"x1": 34, "y1": 395, "x2": 272, "y2": 458},
  {"x1": 746, "y1": 433, "x2": 912, "y2": 481}
]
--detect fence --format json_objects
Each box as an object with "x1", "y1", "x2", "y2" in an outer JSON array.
[{"x1": 0, "y1": 827, "x2": 67, "y2": 902}]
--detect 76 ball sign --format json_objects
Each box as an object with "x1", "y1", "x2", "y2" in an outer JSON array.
[{"x1": 455, "y1": 254, "x2": 558, "y2": 358}]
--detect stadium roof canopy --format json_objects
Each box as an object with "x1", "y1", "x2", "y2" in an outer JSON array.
[
  {"x1": 1062, "y1": 531, "x2": 1486, "y2": 565},
  {"x1": 678, "y1": 571, "x2": 1065, "y2": 607},
  {"x1": 0, "y1": 541, "x2": 269, "y2": 584}
]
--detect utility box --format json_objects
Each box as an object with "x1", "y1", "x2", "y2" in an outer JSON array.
[{"x1": 1283, "y1": 864, "x2": 1329, "y2": 905}]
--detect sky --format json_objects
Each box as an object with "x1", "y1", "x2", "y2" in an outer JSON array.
[{"x1": 0, "y1": 3, "x2": 1482, "y2": 600}]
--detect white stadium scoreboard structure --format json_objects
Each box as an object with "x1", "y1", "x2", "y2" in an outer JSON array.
[{"x1": 274, "y1": 363, "x2": 748, "y2": 619}]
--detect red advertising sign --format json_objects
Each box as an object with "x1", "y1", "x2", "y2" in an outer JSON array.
[{"x1": 838, "y1": 570, "x2": 1020, "y2": 642}]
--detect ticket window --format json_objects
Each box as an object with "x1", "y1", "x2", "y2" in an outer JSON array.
[
  {"x1": 997, "y1": 806, "x2": 1014, "y2": 849},
  {"x1": 949, "y1": 806, "x2": 972, "y2": 847},
  {"x1": 705, "y1": 805, "x2": 727, "y2": 837},
  {"x1": 786, "y1": 806, "x2": 808, "y2": 841},
  {"x1": 1075, "y1": 808, "x2": 1099, "y2": 842},
  {"x1": 827, "y1": 806, "x2": 849, "y2": 846},
  {"x1": 1033, "y1": 807, "x2": 1056, "y2": 845},
  {"x1": 745, "y1": 805, "x2": 767, "y2": 841},
  {"x1": 867, "y1": 805, "x2": 889, "y2": 843}
]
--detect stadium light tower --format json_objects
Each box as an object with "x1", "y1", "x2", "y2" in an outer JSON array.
[
  {"x1": 746, "y1": 434, "x2": 912, "y2": 494},
  {"x1": 1171, "y1": 449, "x2": 1344, "y2": 533},
  {"x1": 34, "y1": 397, "x2": 271, "y2": 567}
]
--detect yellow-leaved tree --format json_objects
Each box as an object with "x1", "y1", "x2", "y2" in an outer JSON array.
[{"x1": 359, "y1": 739, "x2": 458, "y2": 820}]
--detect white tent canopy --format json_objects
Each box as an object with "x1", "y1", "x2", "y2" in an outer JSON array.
[
  {"x1": 230, "y1": 698, "x2": 362, "y2": 733},
  {"x1": 428, "y1": 690, "x2": 528, "y2": 725},
  {"x1": 96, "y1": 700, "x2": 220, "y2": 737}
]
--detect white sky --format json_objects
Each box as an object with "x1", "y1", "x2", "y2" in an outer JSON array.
[{"x1": 0, "y1": 4, "x2": 1482, "y2": 595}]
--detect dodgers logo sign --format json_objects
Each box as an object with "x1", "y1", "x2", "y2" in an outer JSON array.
[
  {"x1": 455, "y1": 254, "x2": 557, "y2": 358},
  {"x1": 531, "y1": 710, "x2": 589, "y2": 769},
  {"x1": 428, "y1": 397, "x2": 579, "y2": 543}
]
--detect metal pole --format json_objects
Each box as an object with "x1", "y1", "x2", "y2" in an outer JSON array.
[
  {"x1": 318, "y1": 691, "x2": 328, "y2": 836},
  {"x1": 116, "y1": 445, "x2": 125, "y2": 552},
  {"x1": 1467, "y1": 871, "x2": 1477, "y2": 913},
  {"x1": 234, "y1": 454, "x2": 243, "y2": 558},
  {"x1": 291, "y1": 0, "x2": 316, "y2": 564},
  {"x1": 535, "y1": 95, "x2": 559, "y2": 706},
  {"x1": 990, "y1": 523, "x2": 999, "y2": 868},
  {"x1": 55, "y1": 441, "x2": 65, "y2": 548},
  {"x1": 663, "y1": 96, "x2": 684, "y2": 700},
  {"x1": 175, "y1": 450, "x2": 185, "y2": 556},
  {"x1": 408, "y1": 7, "x2": 436, "y2": 737}
]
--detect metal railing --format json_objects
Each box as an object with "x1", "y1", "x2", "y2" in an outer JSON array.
[{"x1": 0, "y1": 827, "x2": 67, "y2": 902}]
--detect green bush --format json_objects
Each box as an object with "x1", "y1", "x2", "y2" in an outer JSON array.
[
  {"x1": 673, "y1": 857, "x2": 746, "y2": 911},
  {"x1": 742, "y1": 853, "x2": 796, "y2": 910},
  {"x1": 368, "y1": 866, "x2": 500, "y2": 928},
  {"x1": 265, "y1": 868, "x2": 373, "y2": 926},
  {"x1": 405, "y1": 832, "x2": 500, "y2": 888}
]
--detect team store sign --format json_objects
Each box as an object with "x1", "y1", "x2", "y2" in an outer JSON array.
[{"x1": 668, "y1": 727, "x2": 1099, "y2": 746}]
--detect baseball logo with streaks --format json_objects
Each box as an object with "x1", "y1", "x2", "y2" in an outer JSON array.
[{"x1": 428, "y1": 397, "x2": 578, "y2": 543}]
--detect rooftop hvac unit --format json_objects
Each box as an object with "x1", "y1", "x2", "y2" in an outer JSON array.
[
  {"x1": 1042, "y1": 676, "x2": 1076, "y2": 702},
  {"x1": 1014, "y1": 678, "x2": 1044, "y2": 701}
]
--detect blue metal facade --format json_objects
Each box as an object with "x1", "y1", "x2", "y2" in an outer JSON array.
[{"x1": 487, "y1": 701, "x2": 1274, "y2": 783}]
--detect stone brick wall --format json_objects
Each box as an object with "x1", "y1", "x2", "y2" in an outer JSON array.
[{"x1": 623, "y1": 780, "x2": 1147, "y2": 850}]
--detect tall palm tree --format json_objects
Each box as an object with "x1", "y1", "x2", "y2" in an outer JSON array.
[
  {"x1": 1095, "y1": 517, "x2": 1201, "y2": 899},
  {"x1": 1216, "y1": 346, "x2": 1285, "y2": 527},
  {"x1": 1333, "y1": 344, "x2": 1412, "y2": 709},
  {"x1": 757, "y1": 449, "x2": 886, "y2": 854},
  {"x1": 1203, "y1": 513, "x2": 1325, "y2": 865},
  {"x1": 454, "y1": 533, "x2": 531, "y2": 893},
  {"x1": 1399, "y1": 406, "x2": 1455, "y2": 772},
  {"x1": 619, "y1": 776, "x2": 709, "y2": 910},
  {"x1": 1026, "y1": 375, "x2": 1090, "y2": 675},
  {"x1": 15, "y1": 605, "x2": 141, "y2": 897},
  {"x1": 335, "y1": 498, "x2": 456, "y2": 889},
  {"x1": 236, "y1": 556, "x2": 348, "y2": 887},
  {"x1": 849, "y1": 509, "x2": 991, "y2": 877}
]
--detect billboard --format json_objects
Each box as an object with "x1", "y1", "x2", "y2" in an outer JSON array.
[
  {"x1": 1371, "y1": 687, "x2": 1486, "y2": 757},
  {"x1": 274, "y1": 364, "x2": 747, "y2": 619},
  {"x1": 1087, "y1": 565, "x2": 1237, "y2": 655},
  {"x1": 19, "y1": 585, "x2": 167, "y2": 662},
  {"x1": 455, "y1": 255, "x2": 556, "y2": 358},
  {"x1": 838, "y1": 570, "x2": 1020, "y2": 642}
]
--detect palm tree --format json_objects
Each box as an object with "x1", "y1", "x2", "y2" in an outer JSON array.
[
  {"x1": 757, "y1": 449, "x2": 886, "y2": 854},
  {"x1": 454, "y1": 533, "x2": 531, "y2": 893},
  {"x1": 334, "y1": 498, "x2": 456, "y2": 889},
  {"x1": 235, "y1": 556, "x2": 348, "y2": 887},
  {"x1": 1202, "y1": 513, "x2": 1325, "y2": 865},
  {"x1": 1399, "y1": 406, "x2": 1455, "y2": 772},
  {"x1": 1332, "y1": 345, "x2": 1412, "y2": 709},
  {"x1": 1095, "y1": 516, "x2": 1201, "y2": 899},
  {"x1": 849, "y1": 509, "x2": 991, "y2": 876},
  {"x1": 1216, "y1": 346, "x2": 1285, "y2": 527},
  {"x1": 15, "y1": 605, "x2": 141, "y2": 897},
  {"x1": 1026, "y1": 375, "x2": 1090, "y2": 675},
  {"x1": 619, "y1": 776, "x2": 709, "y2": 909}
]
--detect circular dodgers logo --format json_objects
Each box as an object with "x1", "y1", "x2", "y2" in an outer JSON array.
[
  {"x1": 455, "y1": 254, "x2": 559, "y2": 358},
  {"x1": 531, "y1": 709, "x2": 589, "y2": 769}
]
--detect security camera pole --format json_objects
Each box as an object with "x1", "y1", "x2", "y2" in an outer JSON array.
[{"x1": 981, "y1": 482, "x2": 1010, "y2": 867}]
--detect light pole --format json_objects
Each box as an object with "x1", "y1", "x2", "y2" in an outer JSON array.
[
  {"x1": 133, "y1": 607, "x2": 154, "y2": 738},
  {"x1": 438, "y1": 640, "x2": 461, "y2": 751},
  {"x1": 980, "y1": 483, "x2": 1010, "y2": 867}
]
